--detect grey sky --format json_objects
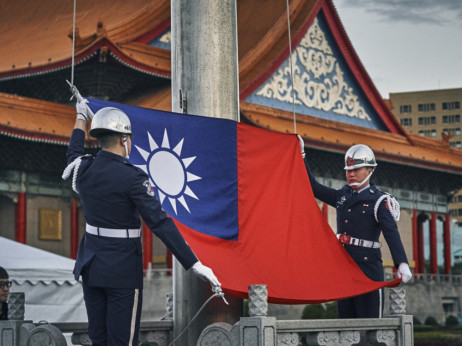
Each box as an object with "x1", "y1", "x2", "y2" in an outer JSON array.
[{"x1": 333, "y1": 0, "x2": 462, "y2": 98}]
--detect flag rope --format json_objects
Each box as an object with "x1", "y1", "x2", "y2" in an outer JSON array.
[
  {"x1": 286, "y1": 0, "x2": 297, "y2": 134},
  {"x1": 70, "y1": 0, "x2": 77, "y2": 87},
  {"x1": 168, "y1": 292, "x2": 226, "y2": 346}
]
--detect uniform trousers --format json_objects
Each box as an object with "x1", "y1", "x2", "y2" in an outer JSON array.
[
  {"x1": 83, "y1": 282, "x2": 142, "y2": 346},
  {"x1": 337, "y1": 257, "x2": 385, "y2": 318}
]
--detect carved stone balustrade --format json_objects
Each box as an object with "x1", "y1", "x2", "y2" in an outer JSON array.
[
  {"x1": 0, "y1": 320, "x2": 67, "y2": 346},
  {"x1": 197, "y1": 285, "x2": 414, "y2": 346},
  {"x1": 53, "y1": 321, "x2": 173, "y2": 346}
]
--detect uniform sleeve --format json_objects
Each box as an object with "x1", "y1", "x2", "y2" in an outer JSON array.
[
  {"x1": 303, "y1": 157, "x2": 337, "y2": 207},
  {"x1": 66, "y1": 129, "x2": 86, "y2": 164},
  {"x1": 129, "y1": 172, "x2": 198, "y2": 270},
  {"x1": 377, "y1": 200, "x2": 408, "y2": 267}
]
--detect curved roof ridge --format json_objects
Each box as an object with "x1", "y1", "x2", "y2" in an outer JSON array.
[
  {"x1": 0, "y1": 0, "x2": 170, "y2": 76},
  {"x1": 0, "y1": 36, "x2": 171, "y2": 82}
]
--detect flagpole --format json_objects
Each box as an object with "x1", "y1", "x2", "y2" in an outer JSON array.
[{"x1": 171, "y1": 0, "x2": 242, "y2": 344}]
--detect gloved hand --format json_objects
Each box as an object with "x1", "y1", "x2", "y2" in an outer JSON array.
[
  {"x1": 297, "y1": 135, "x2": 306, "y2": 158},
  {"x1": 397, "y1": 262, "x2": 412, "y2": 283},
  {"x1": 191, "y1": 261, "x2": 221, "y2": 289},
  {"x1": 76, "y1": 98, "x2": 93, "y2": 122}
]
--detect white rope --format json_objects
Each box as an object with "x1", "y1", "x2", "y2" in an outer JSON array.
[
  {"x1": 168, "y1": 292, "x2": 224, "y2": 346},
  {"x1": 374, "y1": 194, "x2": 400, "y2": 223},
  {"x1": 285, "y1": 0, "x2": 296, "y2": 134},
  {"x1": 62, "y1": 155, "x2": 90, "y2": 194},
  {"x1": 71, "y1": 0, "x2": 77, "y2": 87}
]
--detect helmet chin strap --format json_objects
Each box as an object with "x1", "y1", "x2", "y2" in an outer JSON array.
[
  {"x1": 348, "y1": 169, "x2": 374, "y2": 188},
  {"x1": 122, "y1": 135, "x2": 129, "y2": 159}
]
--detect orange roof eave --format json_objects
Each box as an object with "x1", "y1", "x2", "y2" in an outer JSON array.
[
  {"x1": 240, "y1": 101, "x2": 462, "y2": 174},
  {"x1": 0, "y1": 37, "x2": 171, "y2": 82},
  {"x1": 0, "y1": 93, "x2": 96, "y2": 146}
]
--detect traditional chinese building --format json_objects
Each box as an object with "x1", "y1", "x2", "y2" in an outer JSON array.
[{"x1": 1, "y1": 0, "x2": 462, "y2": 281}]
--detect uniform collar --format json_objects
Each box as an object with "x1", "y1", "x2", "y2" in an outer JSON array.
[
  {"x1": 357, "y1": 184, "x2": 370, "y2": 194},
  {"x1": 97, "y1": 150, "x2": 129, "y2": 164}
]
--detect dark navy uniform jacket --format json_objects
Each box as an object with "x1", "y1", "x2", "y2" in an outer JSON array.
[
  {"x1": 67, "y1": 129, "x2": 198, "y2": 289},
  {"x1": 304, "y1": 159, "x2": 407, "y2": 277}
]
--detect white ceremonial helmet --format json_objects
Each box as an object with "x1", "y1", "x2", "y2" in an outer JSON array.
[
  {"x1": 88, "y1": 107, "x2": 132, "y2": 138},
  {"x1": 344, "y1": 144, "x2": 377, "y2": 171}
]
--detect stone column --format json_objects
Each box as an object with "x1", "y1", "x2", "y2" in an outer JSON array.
[{"x1": 240, "y1": 285, "x2": 276, "y2": 346}]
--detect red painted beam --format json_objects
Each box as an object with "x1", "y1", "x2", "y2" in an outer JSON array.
[
  {"x1": 15, "y1": 192, "x2": 26, "y2": 244},
  {"x1": 412, "y1": 210, "x2": 419, "y2": 274},
  {"x1": 143, "y1": 223, "x2": 153, "y2": 273},
  {"x1": 444, "y1": 213, "x2": 452, "y2": 275},
  {"x1": 430, "y1": 212, "x2": 437, "y2": 274}
]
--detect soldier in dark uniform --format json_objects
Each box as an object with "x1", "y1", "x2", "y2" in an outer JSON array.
[
  {"x1": 65, "y1": 100, "x2": 221, "y2": 345},
  {"x1": 299, "y1": 139, "x2": 412, "y2": 318}
]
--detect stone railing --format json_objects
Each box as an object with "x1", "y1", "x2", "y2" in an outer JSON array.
[
  {"x1": 54, "y1": 321, "x2": 173, "y2": 346},
  {"x1": 385, "y1": 272, "x2": 462, "y2": 284},
  {"x1": 198, "y1": 285, "x2": 413, "y2": 346},
  {"x1": 2, "y1": 287, "x2": 413, "y2": 345},
  {"x1": 0, "y1": 320, "x2": 173, "y2": 346},
  {"x1": 0, "y1": 291, "x2": 174, "y2": 346}
]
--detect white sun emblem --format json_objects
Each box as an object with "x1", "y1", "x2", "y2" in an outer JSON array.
[{"x1": 134, "y1": 129, "x2": 201, "y2": 214}]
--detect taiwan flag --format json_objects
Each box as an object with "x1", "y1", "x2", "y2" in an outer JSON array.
[{"x1": 88, "y1": 99, "x2": 400, "y2": 304}]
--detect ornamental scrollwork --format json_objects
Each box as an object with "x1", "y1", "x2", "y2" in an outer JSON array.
[{"x1": 256, "y1": 17, "x2": 371, "y2": 121}]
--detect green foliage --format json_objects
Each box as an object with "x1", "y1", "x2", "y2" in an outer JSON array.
[
  {"x1": 446, "y1": 315, "x2": 459, "y2": 327},
  {"x1": 324, "y1": 302, "x2": 337, "y2": 319},
  {"x1": 299, "y1": 303, "x2": 337, "y2": 345},
  {"x1": 425, "y1": 316, "x2": 439, "y2": 326},
  {"x1": 301, "y1": 302, "x2": 337, "y2": 320},
  {"x1": 414, "y1": 316, "x2": 422, "y2": 325},
  {"x1": 414, "y1": 330, "x2": 462, "y2": 342},
  {"x1": 243, "y1": 299, "x2": 249, "y2": 317},
  {"x1": 414, "y1": 324, "x2": 437, "y2": 333}
]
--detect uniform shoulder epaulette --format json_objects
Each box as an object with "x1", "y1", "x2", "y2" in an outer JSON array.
[{"x1": 123, "y1": 161, "x2": 148, "y2": 176}]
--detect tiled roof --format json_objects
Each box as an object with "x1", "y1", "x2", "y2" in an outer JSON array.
[
  {"x1": 0, "y1": 0, "x2": 461, "y2": 176},
  {"x1": 0, "y1": 93, "x2": 96, "y2": 147},
  {"x1": 0, "y1": 0, "x2": 171, "y2": 79},
  {"x1": 240, "y1": 101, "x2": 462, "y2": 174}
]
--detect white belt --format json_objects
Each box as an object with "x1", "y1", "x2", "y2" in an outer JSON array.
[
  {"x1": 86, "y1": 224, "x2": 141, "y2": 238},
  {"x1": 337, "y1": 233, "x2": 380, "y2": 249}
]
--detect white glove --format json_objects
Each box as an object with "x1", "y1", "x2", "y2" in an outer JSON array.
[
  {"x1": 297, "y1": 135, "x2": 306, "y2": 158},
  {"x1": 76, "y1": 98, "x2": 93, "y2": 122},
  {"x1": 191, "y1": 261, "x2": 221, "y2": 289},
  {"x1": 397, "y1": 263, "x2": 412, "y2": 283}
]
